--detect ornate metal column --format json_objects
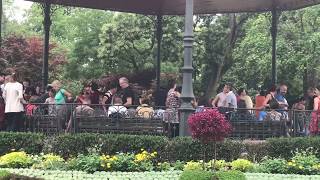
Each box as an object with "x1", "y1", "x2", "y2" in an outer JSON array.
[
  {"x1": 156, "y1": 15, "x2": 163, "y2": 93},
  {"x1": 271, "y1": 9, "x2": 278, "y2": 85},
  {"x1": 179, "y1": 0, "x2": 195, "y2": 136},
  {"x1": 42, "y1": 1, "x2": 52, "y2": 92}
]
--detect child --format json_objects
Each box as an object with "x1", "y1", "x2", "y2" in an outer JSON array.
[{"x1": 45, "y1": 89, "x2": 56, "y2": 115}]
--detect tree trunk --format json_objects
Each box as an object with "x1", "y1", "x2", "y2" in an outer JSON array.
[{"x1": 204, "y1": 64, "x2": 223, "y2": 102}]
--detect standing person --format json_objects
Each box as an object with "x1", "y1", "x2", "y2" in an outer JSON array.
[
  {"x1": 211, "y1": 84, "x2": 231, "y2": 108},
  {"x1": 164, "y1": 79, "x2": 181, "y2": 137},
  {"x1": 51, "y1": 80, "x2": 72, "y2": 130},
  {"x1": 3, "y1": 73, "x2": 25, "y2": 131},
  {"x1": 89, "y1": 81, "x2": 100, "y2": 105},
  {"x1": 0, "y1": 73, "x2": 5, "y2": 130},
  {"x1": 305, "y1": 87, "x2": 316, "y2": 111},
  {"x1": 309, "y1": 86, "x2": 320, "y2": 135},
  {"x1": 44, "y1": 89, "x2": 56, "y2": 116},
  {"x1": 262, "y1": 85, "x2": 279, "y2": 109},
  {"x1": 0, "y1": 87, "x2": 5, "y2": 130},
  {"x1": 255, "y1": 90, "x2": 266, "y2": 118},
  {"x1": 292, "y1": 97, "x2": 306, "y2": 134},
  {"x1": 275, "y1": 84, "x2": 289, "y2": 121},
  {"x1": 0, "y1": 73, "x2": 5, "y2": 93},
  {"x1": 118, "y1": 77, "x2": 135, "y2": 107}
]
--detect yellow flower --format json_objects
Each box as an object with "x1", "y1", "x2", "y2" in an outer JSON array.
[
  {"x1": 288, "y1": 162, "x2": 293, "y2": 166},
  {"x1": 107, "y1": 163, "x2": 111, "y2": 168},
  {"x1": 299, "y1": 166, "x2": 303, "y2": 169}
]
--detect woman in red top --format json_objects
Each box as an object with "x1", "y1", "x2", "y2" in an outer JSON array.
[{"x1": 309, "y1": 86, "x2": 320, "y2": 135}]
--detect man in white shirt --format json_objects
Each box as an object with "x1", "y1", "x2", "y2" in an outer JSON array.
[
  {"x1": 225, "y1": 90, "x2": 237, "y2": 108},
  {"x1": 211, "y1": 84, "x2": 231, "y2": 108},
  {"x1": 3, "y1": 74, "x2": 25, "y2": 131}
]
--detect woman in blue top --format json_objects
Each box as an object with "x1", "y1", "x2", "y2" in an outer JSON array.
[{"x1": 51, "y1": 80, "x2": 72, "y2": 130}]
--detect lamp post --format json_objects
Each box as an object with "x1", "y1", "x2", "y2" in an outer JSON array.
[
  {"x1": 179, "y1": 0, "x2": 195, "y2": 136},
  {"x1": 42, "y1": 0, "x2": 51, "y2": 92}
]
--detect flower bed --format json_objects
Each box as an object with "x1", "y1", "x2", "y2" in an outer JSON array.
[
  {"x1": 3, "y1": 169, "x2": 320, "y2": 180},
  {"x1": 1, "y1": 169, "x2": 182, "y2": 180}
]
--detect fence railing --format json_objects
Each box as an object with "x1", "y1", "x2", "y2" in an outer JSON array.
[{"x1": 5, "y1": 103, "x2": 319, "y2": 139}]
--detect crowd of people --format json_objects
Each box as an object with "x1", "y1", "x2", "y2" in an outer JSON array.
[
  {"x1": 0, "y1": 73, "x2": 182, "y2": 132},
  {"x1": 210, "y1": 83, "x2": 320, "y2": 135},
  {"x1": 0, "y1": 71, "x2": 319, "y2": 136}
]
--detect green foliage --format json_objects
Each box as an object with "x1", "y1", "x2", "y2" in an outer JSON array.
[
  {"x1": 156, "y1": 162, "x2": 172, "y2": 171},
  {"x1": 259, "y1": 158, "x2": 288, "y2": 174},
  {"x1": 0, "y1": 152, "x2": 33, "y2": 168},
  {"x1": 230, "y1": 159, "x2": 254, "y2": 172},
  {"x1": 213, "y1": 170, "x2": 246, "y2": 180},
  {"x1": 32, "y1": 154, "x2": 65, "y2": 170},
  {"x1": 0, "y1": 132, "x2": 44, "y2": 155},
  {"x1": 266, "y1": 137, "x2": 320, "y2": 160},
  {"x1": 0, "y1": 170, "x2": 10, "y2": 178},
  {"x1": 183, "y1": 161, "x2": 203, "y2": 171},
  {"x1": 67, "y1": 154, "x2": 102, "y2": 173},
  {"x1": 1, "y1": 169, "x2": 182, "y2": 180},
  {"x1": 287, "y1": 148, "x2": 320, "y2": 175},
  {"x1": 173, "y1": 160, "x2": 185, "y2": 171},
  {"x1": 179, "y1": 170, "x2": 213, "y2": 180}
]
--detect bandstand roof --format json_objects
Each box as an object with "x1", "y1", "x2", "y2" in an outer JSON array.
[{"x1": 26, "y1": 0, "x2": 320, "y2": 15}]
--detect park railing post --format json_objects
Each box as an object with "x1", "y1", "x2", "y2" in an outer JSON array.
[{"x1": 179, "y1": 0, "x2": 195, "y2": 136}]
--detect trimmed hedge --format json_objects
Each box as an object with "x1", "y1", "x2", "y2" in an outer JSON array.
[
  {"x1": 266, "y1": 137, "x2": 320, "y2": 160},
  {"x1": 0, "y1": 132, "x2": 44, "y2": 155},
  {"x1": 1, "y1": 132, "x2": 320, "y2": 162}
]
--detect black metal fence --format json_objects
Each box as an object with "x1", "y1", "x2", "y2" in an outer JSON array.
[{"x1": 6, "y1": 103, "x2": 319, "y2": 139}]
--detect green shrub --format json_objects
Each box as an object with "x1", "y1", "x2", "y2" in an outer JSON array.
[
  {"x1": 173, "y1": 160, "x2": 185, "y2": 170},
  {"x1": 0, "y1": 132, "x2": 44, "y2": 155},
  {"x1": 1, "y1": 132, "x2": 320, "y2": 164},
  {"x1": 259, "y1": 157, "x2": 288, "y2": 174},
  {"x1": 67, "y1": 154, "x2": 102, "y2": 173},
  {"x1": 266, "y1": 137, "x2": 320, "y2": 160},
  {"x1": 155, "y1": 162, "x2": 172, "y2": 171},
  {"x1": 212, "y1": 170, "x2": 246, "y2": 180},
  {"x1": 0, "y1": 170, "x2": 10, "y2": 178},
  {"x1": 183, "y1": 161, "x2": 203, "y2": 171},
  {"x1": 230, "y1": 159, "x2": 254, "y2": 172},
  {"x1": 180, "y1": 170, "x2": 213, "y2": 180},
  {"x1": 287, "y1": 148, "x2": 320, "y2": 175},
  {"x1": 0, "y1": 151, "x2": 33, "y2": 168},
  {"x1": 32, "y1": 153, "x2": 65, "y2": 170}
]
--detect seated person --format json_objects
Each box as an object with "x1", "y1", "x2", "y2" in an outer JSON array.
[
  {"x1": 65, "y1": 92, "x2": 94, "y2": 132},
  {"x1": 136, "y1": 98, "x2": 154, "y2": 118},
  {"x1": 108, "y1": 96, "x2": 128, "y2": 118}
]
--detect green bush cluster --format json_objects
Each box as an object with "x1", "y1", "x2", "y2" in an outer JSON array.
[
  {"x1": 1, "y1": 132, "x2": 320, "y2": 163},
  {"x1": 258, "y1": 148, "x2": 320, "y2": 175},
  {"x1": 180, "y1": 170, "x2": 246, "y2": 180}
]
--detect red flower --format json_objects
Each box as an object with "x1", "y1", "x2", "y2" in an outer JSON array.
[{"x1": 188, "y1": 109, "x2": 232, "y2": 143}]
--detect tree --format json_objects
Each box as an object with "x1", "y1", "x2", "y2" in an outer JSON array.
[{"x1": 0, "y1": 35, "x2": 66, "y2": 84}]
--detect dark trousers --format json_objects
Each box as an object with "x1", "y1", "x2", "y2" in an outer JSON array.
[{"x1": 5, "y1": 112, "x2": 24, "y2": 132}]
